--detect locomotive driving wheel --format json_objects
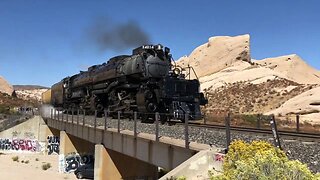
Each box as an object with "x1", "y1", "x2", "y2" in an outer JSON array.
[
  {"x1": 141, "y1": 114, "x2": 154, "y2": 123},
  {"x1": 160, "y1": 114, "x2": 168, "y2": 124}
]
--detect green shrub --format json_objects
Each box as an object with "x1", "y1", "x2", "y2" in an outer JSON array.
[
  {"x1": 177, "y1": 176, "x2": 186, "y2": 180},
  {"x1": 0, "y1": 105, "x2": 10, "y2": 114},
  {"x1": 166, "y1": 176, "x2": 186, "y2": 180},
  {"x1": 12, "y1": 156, "x2": 19, "y2": 162},
  {"x1": 42, "y1": 163, "x2": 51, "y2": 170},
  {"x1": 210, "y1": 140, "x2": 319, "y2": 180}
]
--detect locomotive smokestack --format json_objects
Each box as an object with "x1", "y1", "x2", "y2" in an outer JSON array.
[{"x1": 86, "y1": 17, "x2": 151, "y2": 52}]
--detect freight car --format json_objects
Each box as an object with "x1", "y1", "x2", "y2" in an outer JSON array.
[
  {"x1": 41, "y1": 89, "x2": 51, "y2": 105},
  {"x1": 47, "y1": 44, "x2": 207, "y2": 122}
]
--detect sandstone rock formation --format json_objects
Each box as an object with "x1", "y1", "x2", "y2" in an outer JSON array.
[
  {"x1": 177, "y1": 34, "x2": 250, "y2": 78},
  {"x1": 267, "y1": 86, "x2": 320, "y2": 123},
  {"x1": 254, "y1": 54, "x2": 320, "y2": 84},
  {"x1": 178, "y1": 34, "x2": 320, "y2": 124},
  {"x1": 0, "y1": 76, "x2": 13, "y2": 95}
]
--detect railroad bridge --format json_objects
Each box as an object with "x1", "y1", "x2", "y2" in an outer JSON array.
[{"x1": 40, "y1": 108, "x2": 222, "y2": 179}]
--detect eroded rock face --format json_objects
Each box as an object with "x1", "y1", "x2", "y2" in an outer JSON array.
[
  {"x1": 176, "y1": 34, "x2": 251, "y2": 78},
  {"x1": 0, "y1": 76, "x2": 13, "y2": 96},
  {"x1": 267, "y1": 86, "x2": 320, "y2": 123},
  {"x1": 254, "y1": 54, "x2": 320, "y2": 84},
  {"x1": 177, "y1": 34, "x2": 320, "y2": 123}
]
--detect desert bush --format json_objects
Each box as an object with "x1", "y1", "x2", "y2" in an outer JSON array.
[
  {"x1": 12, "y1": 156, "x2": 19, "y2": 162},
  {"x1": 234, "y1": 114, "x2": 259, "y2": 126},
  {"x1": 0, "y1": 105, "x2": 10, "y2": 114},
  {"x1": 241, "y1": 114, "x2": 256, "y2": 125},
  {"x1": 35, "y1": 158, "x2": 39, "y2": 161},
  {"x1": 177, "y1": 176, "x2": 186, "y2": 180},
  {"x1": 42, "y1": 163, "x2": 52, "y2": 170},
  {"x1": 24, "y1": 160, "x2": 29, "y2": 164},
  {"x1": 166, "y1": 176, "x2": 186, "y2": 180},
  {"x1": 210, "y1": 140, "x2": 319, "y2": 180}
]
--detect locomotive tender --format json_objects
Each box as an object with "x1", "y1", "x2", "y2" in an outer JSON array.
[{"x1": 50, "y1": 44, "x2": 207, "y2": 121}]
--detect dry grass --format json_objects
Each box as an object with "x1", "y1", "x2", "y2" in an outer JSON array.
[{"x1": 204, "y1": 79, "x2": 315, "y2": 115}]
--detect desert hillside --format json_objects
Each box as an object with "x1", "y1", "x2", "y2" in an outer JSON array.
[
  {"x1": 13, "y1": 85, "x2": 49, "y2": 91},
  {"x1": 0, "y1": 77, "x2": 41, "y2": 111},
  {"x1": 14, "y1": 87, "x2": 48, "y2": 102},
  {"x1": 177, "y1": 34, "x2": 320, "y2": 123}
]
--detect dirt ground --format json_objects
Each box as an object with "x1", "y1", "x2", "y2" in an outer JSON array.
[{"x1": 0, "y1": 152, "x2": 77, "y2": 180}]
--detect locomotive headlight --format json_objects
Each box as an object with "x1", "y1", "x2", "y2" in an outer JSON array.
[
  {"x1": 155, "y1": 44, "x2": 163, "y2": 50},
  {"x1": 173, "y1": 68, "x2": 181, "y2": 75},
  {"x1": 194, "y1": 98, "x2": 199, "y2": 102}
]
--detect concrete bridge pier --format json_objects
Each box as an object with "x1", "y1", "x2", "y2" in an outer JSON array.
[
  {"x1": 59, "y1": 131, "x2": 77, "y2": 155},
  {"x1": 59, "y1": 130, "x2": 95, "y2": 173},
  {"x1": 94, "y1": 144, "x2": 158, "y2": 180},
  {"x1": 59, "y1": 131, "x2": 78, "y2": 173}
]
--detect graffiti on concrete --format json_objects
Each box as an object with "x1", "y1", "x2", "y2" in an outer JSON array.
[
  {"x1": 0, "y1": 138, "x2": 43, "y2": 152},
  {"x1": 47, "y1": 136, "x2": 60, "y2": 155},
  {"x1": 0, "y1": 139, "x2": 11, "y2": 150},
  {"x1": 64, "y1": 153, "x2": 94, "y2": 173},
  {"x1": 214, "y1": 153, "x2": 225, "y2": 162},
  {"x1": 59, "y1": 154, "x2": 65, "y2": 173}
]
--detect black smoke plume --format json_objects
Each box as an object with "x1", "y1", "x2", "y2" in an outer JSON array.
[{"x1": 87, "y1": 17, "x2": 150, "y2": 52}]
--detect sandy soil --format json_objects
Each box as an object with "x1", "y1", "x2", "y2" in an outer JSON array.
[{"x1": 0, "y1": 152, "x2": 77, "y2": 180}]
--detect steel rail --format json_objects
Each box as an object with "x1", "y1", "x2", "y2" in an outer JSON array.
[{"x1": 176, "y1": 122, "x2": 320, "y2": 140}]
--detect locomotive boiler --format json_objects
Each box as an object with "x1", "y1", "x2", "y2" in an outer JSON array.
[{"x1": 50, "y1": 44, "x2": 207, "y2": 122}]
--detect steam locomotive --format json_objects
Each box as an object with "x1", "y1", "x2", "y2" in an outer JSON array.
[{"x1": 50, "y1": 44, "x2": 207, "y2": 122}]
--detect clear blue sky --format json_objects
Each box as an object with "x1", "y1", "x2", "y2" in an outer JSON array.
[{"x1": 0, "y1": 0, "x2": 319, "y2": 87}]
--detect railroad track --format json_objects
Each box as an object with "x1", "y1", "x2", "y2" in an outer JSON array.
[
  {"x1": 46, "y1": 112, "x2": 320, "y2": 140},
  {"x1": 175, "y1": 122, "x2": 320, "y2": 140}
]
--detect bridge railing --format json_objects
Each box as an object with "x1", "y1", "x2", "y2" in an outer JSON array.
[
  {"x1": 43, "y1": 108, "x2": 191, "y2": 149},
  {"x1": 203, "y1": 112, "x2": 320, "y2": 134},
  {"x1": 41, "y1": 107, "x2": 320, "y2": 151}
]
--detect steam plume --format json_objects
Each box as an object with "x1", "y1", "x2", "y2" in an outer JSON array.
[{"x1": 87, "y1": 17, "x2": 150, "y2": 52}]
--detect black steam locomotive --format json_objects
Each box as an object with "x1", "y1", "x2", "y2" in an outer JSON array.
[{"x1": 51, "y1": 44, "x2": 207, "y2": 122}]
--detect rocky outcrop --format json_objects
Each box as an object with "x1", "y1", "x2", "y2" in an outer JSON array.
[
  {"x1": 15, "y1": 89, "x2": 48, "y2": 102},
  {"x1": 0, "y1": 76, "x2": 13, "y2": 96},
  {"x1": 267, "y1": 86, "x2": 320, "y2": 123},
  {"x1": 254, "y1": 54, "x2": 320, "y2": 84},
  {"x1": 178, "y1": 34, "x2": 320, "y2": 124},
  {"x1": 177, "y1": 34, "x2": 250, "y2": 78}
]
